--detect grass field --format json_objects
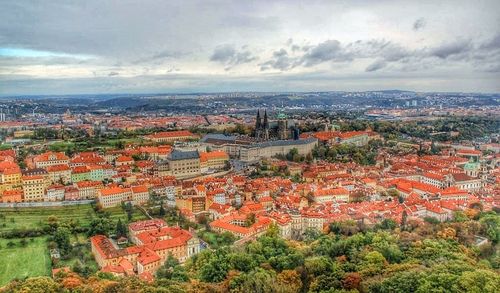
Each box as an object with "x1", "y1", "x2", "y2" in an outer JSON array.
[
  {"x1": 0, "y1": 237, "x2": 51, "y2": 286},
  {"x1": 0, "y1": 204, "x2": 148, "y2": 286},
  {"x1": 0, "y1": 205, "x2": 96, "y2": 233},
  {"x1": 105, "y1": 205, "x2": 148, "y2": 222},
  {"x1": 0, "y1": 144, "x2": 13, "y2": 151},
  {"x1": 0, "y1": 204, "x2": 148, "y2": 233}
]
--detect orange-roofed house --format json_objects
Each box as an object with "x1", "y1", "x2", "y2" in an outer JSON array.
[
  {"x1": 115, "y1": 155, "x2": 134, "y2": 167},
  {"x1": 210, "y1": 212, "x2": 273, "y2": 239},
  {"x1": 47, "y1": 164, "x2": 71, "y2": 184},
  {"x1": 440, "y1": 187, "x2": 469, "y2": 200},
  {"x1": 32, "y1": 151, "x2": 69, "y2": 169},
  {"x1": 199, "y1": 151, "x2": 230, "y2": 173},
  {"x1": 0, "y1": 161, "x2": 22, "y2": 193},
  {"x1": 71, "y1": 166, "x2": 90, "y2": 183},
  {"x1": 144, "y1": 130, "x2": 196, "y2": 143},
  {"x1": 97, "y1": 185, "x2": 150, "y2": 208},
  {"x1": 313, "y1": 187, "x2": 350, "y2": 203},
  {"x1": 128, "y1": 219, "x2": 168, "y2": 242},
  {"x1": 131, "y1": 185, "x2": 150, "y2": 205},
  {"x1": 45, "y1": 184, "x2": 65, "y2": 201},
  {"x1": 1, "y1": 189, "x2": 23, "y2": 203},
  {"x1": 90, "y1": 220, "x2": 200, "y2": 280},
  {"x1": 98, "y1": 186, "x2": 132, "y2": 208},
  {"x1": 76, "y1": 180, "x2": 104, "y2": 199}
]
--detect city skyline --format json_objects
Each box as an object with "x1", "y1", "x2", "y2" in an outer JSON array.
[{"x1": 1, "y1": 0, "x2": 500, "y2": 95}]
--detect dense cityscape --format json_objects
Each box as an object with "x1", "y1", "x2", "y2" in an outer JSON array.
[
  {"x1": 0, "y1": 92, "x2": 498, "y2": 291},
  {"x1": 1, "y1": 0, "x2": 500, "y2": 292}
]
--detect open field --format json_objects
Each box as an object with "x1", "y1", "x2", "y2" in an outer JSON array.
[
  {"x1": 105, "y1": 205, "x2": 148, "y2": 222},
  {"x1": 0, "y1": 205, "x2": 96, "y2": 233},
  {"x1": 0, "y1": 237, "x2": 51, "y2": 286},
  {"x1": 0, "y1": 204, "x2": 148, "y2": 233},
  {"x1": 0, "y1": 144, "x2": 13, "y2": 150}
]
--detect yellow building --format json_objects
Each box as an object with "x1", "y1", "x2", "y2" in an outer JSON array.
[
  {"x1": 167, "y1": 150, "x2": 201, "y2": 179},
  {"x1": 22, "y1": 175, "x2": 47, "y2": 202},
  {"x1": 13, "y1": 130, "x2": 34, "y2": 138},
  {"x1": 144, "y1": 130, "x2": 196, "y2": 143},
  {"x1": 199, "y1": 151, "x2": 229, "y2": 173},
  {"x1": 0, "y1": 161, "x2": 22, "y2": 194}
]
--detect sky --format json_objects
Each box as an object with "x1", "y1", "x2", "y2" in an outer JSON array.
[{"x1": 0, "y1": 0, "x2": 499, "y2": 95}]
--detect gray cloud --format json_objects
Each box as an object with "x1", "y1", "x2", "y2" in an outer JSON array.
[
  {"x1": 301, "y1": 40, "x2": 348, "y2": 67},
  {"x1": 428, "y1": 39, "x2": 472, "y2": 59},
  {"x1": 210, "y1": 45, "x2": 257, "y2": 69},
  {"x1": 480, "y1": 33, "x2": 500, "y2": 50},
  {"x1": 260, "y1": 48, "x2": 296, "y2": 71},
  {"x1": 108, "y1": 71, "x2": 119, "y2": 77},
  {"x1": 413, "y1": 18, "x2": 426, "y2": 31},
  {"x1": 366, "y1": 59, "x2": 388, "y2": 72}
]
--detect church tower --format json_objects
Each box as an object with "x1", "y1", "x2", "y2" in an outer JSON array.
[
  {"x1": 277, "y1": 111, "x2": 288, "y2": 140},
  {"x1": 254, "y1": 109, "x2": 262, "y2": 139},
  {"x1": 263, "y1": 109, "x2": 270, "y2": 140}
]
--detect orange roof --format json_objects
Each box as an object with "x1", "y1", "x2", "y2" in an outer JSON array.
[
  {"x1": 47, "y1": 164, "x2": 71, "y2": 172},
  {"x1": 33, "y1": 151, "x2": 69, "y2": 162},
  {"x1": 116, "y1": 155, "x2": 134, "y2": 162},
  {"x1": 339, "y1": 131, "x2": 369, "y2": 139},
  {"x1": 199, "y1": 151, "x2": 229, "y2": 162},
  {"x1": 2, "y1": 189, "x2": 23, "y2": 196},
  {"x1": 100, "y1": 186, "x2": 130, "y2": 196},
  {"x1": 456, "y1": 149, "x2": 481, "y2": 155},
  {"x1": 131, "y1": 185, "x2": 148, "y2": 193},
  {"x1": 0, "y1": 161, "x2": 21, "y2": 174},
  {"x1": 314, "y1": 187, "x2": 349, "y2": 197},
  {"x1": 76, "y1": 180, "x2": 103, "y2": 188},
  {"x1": 137, "y1": 248, "x2": 160, "y2": 265},
  {"x1": 423, "y1": 172, "x2": 445, "y2": 181},
  {"x1": 72, "y1": 166, "x2": 90, "y2": 174}
]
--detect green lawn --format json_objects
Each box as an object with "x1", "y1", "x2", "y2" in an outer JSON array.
[
  {"x1": 0, "y1": 205, "x2": 97, "y2": 233},
  {"x1": 105, "y1": 205, "x2": 148, "y2": 223},
  {"x1": 0, "y1": 144, "x2": 13, "y2": 151},
  {"x1": 0, "y1": 237, "x2": 51, "y2": 286}
]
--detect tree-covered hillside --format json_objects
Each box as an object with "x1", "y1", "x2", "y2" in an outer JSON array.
[{"x1": 2, "y1": 211, "x2": 499, "y2": 293}]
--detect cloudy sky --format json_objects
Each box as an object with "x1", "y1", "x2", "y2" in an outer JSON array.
[{"x1": 1, "y1": 0, "x2": 499, "y2": 95}]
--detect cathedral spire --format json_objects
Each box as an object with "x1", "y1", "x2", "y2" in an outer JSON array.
[
  {"x1": 263, "y1": 109, "x2": 269, "y2": 129},
  {"x1": 255, "y1": 109, "x2": 261, "y2": 130}
]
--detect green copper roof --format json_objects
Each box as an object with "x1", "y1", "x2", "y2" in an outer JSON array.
[
  {"x1": 277, "y1": 112, "x2": 287, "y2": 119},
  {"x1": 464, "y1": 162, "x2": 479, "y2": 170}
]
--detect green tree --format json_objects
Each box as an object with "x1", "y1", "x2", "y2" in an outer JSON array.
[
  {"x1": 199, "y1": 250, "x2": 230, "y2": 282},
  {"x1": 115, "y1": 218, "x2": 127, "y2": 238},
  {"x1": 54, "y1": 226, "x2": 71, "y2": 255},
  {"x1": 479, "y1": 213, "x2": 500, "y2": 243},
  {"x1": 156, "y1": 254, "x2": 189, "y2": 282},
  {"x1": 454, "y1": 269, "x2": 500, "y2": 293},
  {"x1": 244, "y1": 213, "x2": 256, "y2": 227},
  {"x1": 87, "y1": 216, "x2": 115, "y2": 236}
]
